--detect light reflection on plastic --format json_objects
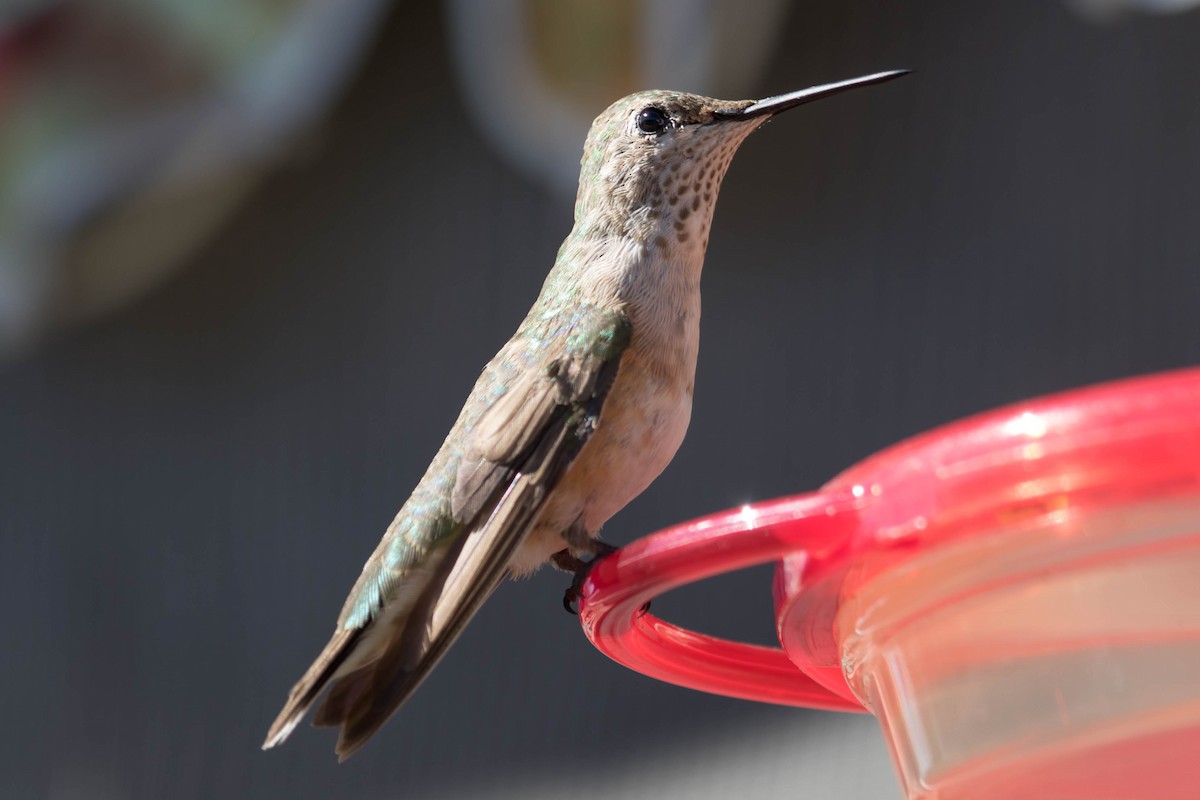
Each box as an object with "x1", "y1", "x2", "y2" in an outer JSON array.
[{"x1": 1003, "y1": 411, "x2": 1049, "y2": 439}]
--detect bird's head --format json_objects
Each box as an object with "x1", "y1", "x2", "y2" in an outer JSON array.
[{"x1": 572, "y1": 71, "x2": 910, "y2": 241}]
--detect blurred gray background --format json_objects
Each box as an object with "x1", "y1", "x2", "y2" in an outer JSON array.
[{"x1": 4, "y1": 1, "x2": 1200, "y2": 798}]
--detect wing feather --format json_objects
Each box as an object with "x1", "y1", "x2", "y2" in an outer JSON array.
[{"x1": 264, "y1": 306, "x2": 632, "y2": 759}]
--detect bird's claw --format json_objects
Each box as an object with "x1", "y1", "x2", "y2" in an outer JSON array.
[
  {"x1": 561, "y1": 544, "x2": 651, "y2": 617},
  {"x1": 561, "y1": 543, "x2": 616, "y2": 615},
  {"x1": 563, "y1": 584, "x2": 582, "y2": 615},
  {"x1": 562, "y1": 558, "x2": 596, "y2": 615}
]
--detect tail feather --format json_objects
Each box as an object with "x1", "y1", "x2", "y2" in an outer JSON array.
[
  {"x1": 329, "y1": 599, "x2": 502, "y2": 762},
  {"x1": 312, "y1": 665, "x2": 372, "y2": 728},
  {"x1": 333, "y1": 651, "x2": 427, "y2": 761},
  {"x1": 329, "y1": 534, "x2": 491, "y2": 761},
  {"x1": 262, "y1": 627, "x2": 362, "y2": 749},
  {"x1": 264, "y1": 397, "x2": 573, "y2": 759},
  {"x1": 325, "y1": 448, "x2": 560, "y2": 760}
]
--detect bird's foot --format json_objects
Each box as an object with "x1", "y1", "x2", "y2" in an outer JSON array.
[
  {"x1": 555, "y1": 543, "x2": 649, "y2": 616},
  {"x1": 550, "y1": 548, "x2": 589, "y2": 574},
  {"x1": 557, "y1": 542, "x2": 616, "y2": 615}
]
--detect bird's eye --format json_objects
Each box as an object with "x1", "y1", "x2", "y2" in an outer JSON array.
[{"x1": 635, "y1": 107, "x2": 670, "y2": 135}]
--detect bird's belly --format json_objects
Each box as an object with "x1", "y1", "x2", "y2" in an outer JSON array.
[{"x1": 510, "y1": 349, "x2": 694, "y2": 574}]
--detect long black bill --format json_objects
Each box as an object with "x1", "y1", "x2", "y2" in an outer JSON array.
[{"x1": 724, "y1": 69, "x2": 911, "y2": 119}]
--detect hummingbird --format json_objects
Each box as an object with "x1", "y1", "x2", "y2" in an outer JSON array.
[{"x1": 263, "y1": 69, "x2": 908, "y2": 761}]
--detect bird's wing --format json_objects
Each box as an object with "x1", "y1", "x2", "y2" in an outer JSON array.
[{"x1": 263, "y1": 306, "x2": 632, "y2": 760}]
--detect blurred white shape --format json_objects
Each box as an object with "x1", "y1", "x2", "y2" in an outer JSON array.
[
  {"x1": 445, "y1": 0, "x2": 790, "y2": 197},
  {"x1": 0, "y1": 0, "x2": 392, "y2": 356},
  {"x1": 1067, "y1": 0, "x2": 1200, "y2": 20}
]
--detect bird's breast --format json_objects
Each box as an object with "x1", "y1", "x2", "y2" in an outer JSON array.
[
  {"x1": 549, "y1": 315, "x2": 699, "y2": 527},
  {"x1": 510, "y1": 241, "x2": 704, "y2": 572},
  {"x1": 569, "y1": 260, "x2": 703, "y2": 532}
]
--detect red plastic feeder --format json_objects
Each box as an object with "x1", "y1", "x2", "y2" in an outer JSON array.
[{"x1": 578, "y1": 368, "x2": 1200, "y2": 800}]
